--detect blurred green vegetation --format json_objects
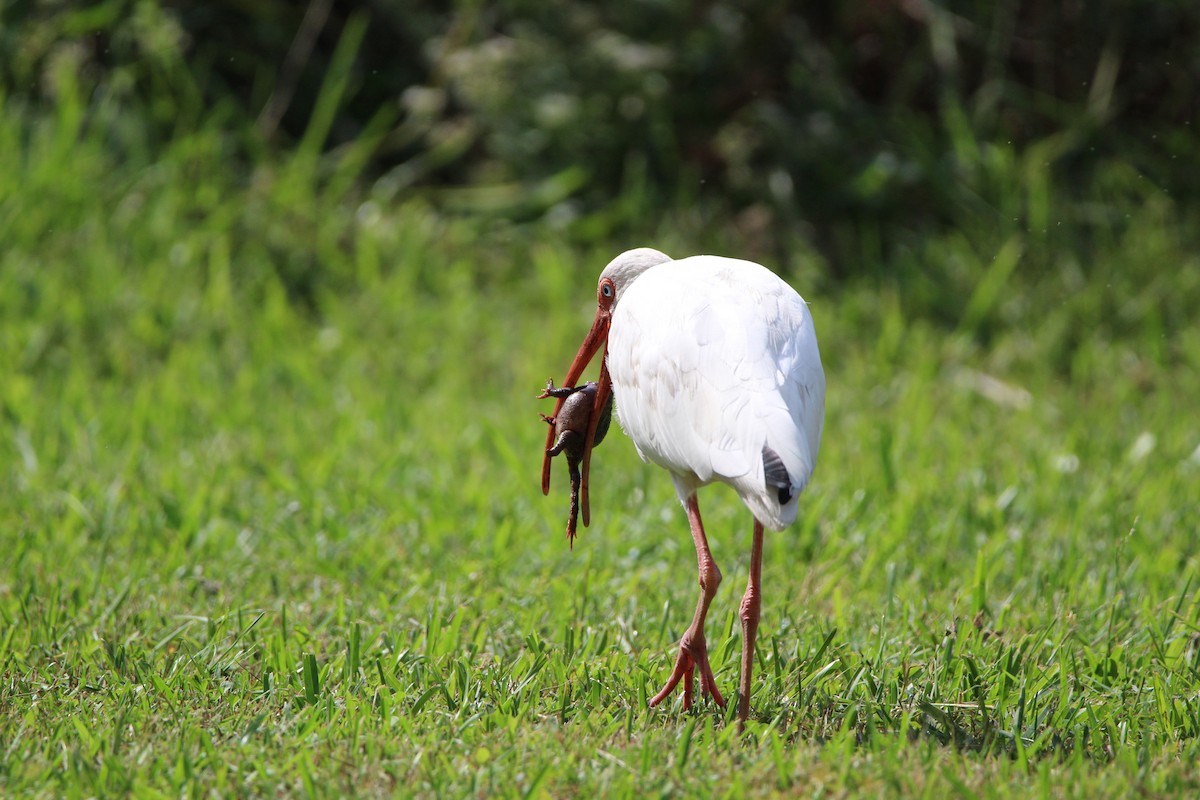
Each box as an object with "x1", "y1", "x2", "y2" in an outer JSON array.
[
  {"x1": 4, "y1": 0, "x2": 1198, "y2": 264},
  {"x1": 3, "y1": 0, "x2": 1198, "y2": 349}
]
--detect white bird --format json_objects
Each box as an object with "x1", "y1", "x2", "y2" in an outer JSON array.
[{"x1": 541, "y1": 247, "x2": 825, "y2": 728}]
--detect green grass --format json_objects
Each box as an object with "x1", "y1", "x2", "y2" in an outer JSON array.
[{"x1": 3, "y1": 100, "x2": 1200, "y2": 798}]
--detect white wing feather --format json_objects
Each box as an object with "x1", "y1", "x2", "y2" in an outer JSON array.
[{"x1": 606, "y1": 256, "x2": 825, "y2": 531}]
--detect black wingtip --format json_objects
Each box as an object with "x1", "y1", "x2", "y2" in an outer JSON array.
[{"x1": 762, "y1": 445, "x2": 793, "y2": 505}]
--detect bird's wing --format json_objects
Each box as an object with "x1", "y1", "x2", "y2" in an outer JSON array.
[{"x1": 608, "y1": 257, "x2": 824, "y2": 529}]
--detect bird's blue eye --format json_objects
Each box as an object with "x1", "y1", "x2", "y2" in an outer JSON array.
[{"x1": 601, "y1": 283, "x2": 613, "y2": 298}]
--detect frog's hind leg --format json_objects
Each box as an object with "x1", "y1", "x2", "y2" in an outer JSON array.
[
  {"x1": 566, "y1": 457, "x2": 582, "y2": 545},
  {"x1": 547, "y1": 429, "x2": 578, "y2": 458}
]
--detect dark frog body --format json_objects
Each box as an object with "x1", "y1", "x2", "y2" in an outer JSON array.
[{"x1": 538, "y1": 379, "x2": 613, "y2": 545}]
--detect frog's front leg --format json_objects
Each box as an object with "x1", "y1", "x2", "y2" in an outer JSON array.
[{"x1": 536, "y1": 378, "x2": 580, "y2": 400}]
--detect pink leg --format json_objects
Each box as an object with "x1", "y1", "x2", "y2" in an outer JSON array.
[
  {"x1": 649, "y1": 495, "x2": 727, "y2": 711},
  {"x1": 736, "y1": 520, "x2": 765, "y2": 731}
]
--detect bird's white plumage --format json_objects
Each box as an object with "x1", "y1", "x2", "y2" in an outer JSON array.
[{"x1": 604, "y1": 254, "x2": 825, "y2": 531}]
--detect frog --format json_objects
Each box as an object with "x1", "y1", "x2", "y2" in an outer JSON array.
[{"x1": 538, "y1": 379, "x2": 613, "y2": 545}]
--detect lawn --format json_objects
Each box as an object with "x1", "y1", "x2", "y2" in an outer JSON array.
[{"x1": 2, "y1": 95, "x2": 1200, "y2": 798}]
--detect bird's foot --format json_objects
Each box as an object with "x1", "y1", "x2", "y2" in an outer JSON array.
[{"x1": 648, "y1": 635, "x2": 726, "y2": 711}]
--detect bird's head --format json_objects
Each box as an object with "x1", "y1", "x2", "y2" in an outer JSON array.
[
  {"x1": 570, "y1": 248, "x2": 672, "y2": 372},
  {"x1": 596, "y1": 247, "x2": 673, "y2": 308},
  {"x1": 540, "y1": 248, "x2": 672, "y2": 526}
]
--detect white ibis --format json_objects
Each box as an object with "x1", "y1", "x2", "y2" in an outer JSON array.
[{"x1": 541, "y1": 248, "x2": 825, "y2": 728}]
